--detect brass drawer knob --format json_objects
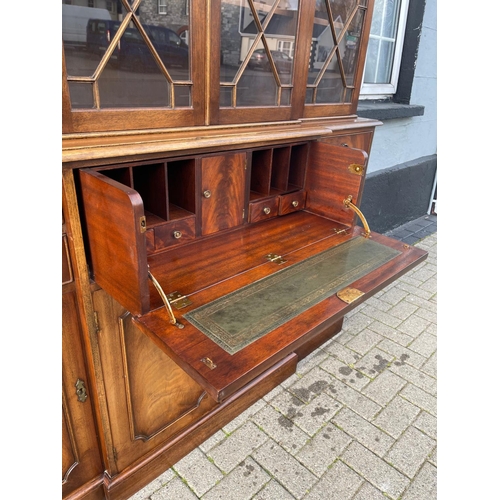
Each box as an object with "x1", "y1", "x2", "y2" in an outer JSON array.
[
  {"x1": 292, "y1": 200, "x2": 299, "y2": 207},
  {"x1": 263, "y1": 207, "x2": 271, "y2": 215},
  {"x1": 173, "y1": 231, "x2": 182, "y2": 239},
  {"x1": 203, "y1": 190, "x2": 212, "y2": 199}
]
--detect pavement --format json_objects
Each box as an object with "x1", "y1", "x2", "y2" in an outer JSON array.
[{"x1": 130, "y1": 214, "x2": 437, "y2": 500}]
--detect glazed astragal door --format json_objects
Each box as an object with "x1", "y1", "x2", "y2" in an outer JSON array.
[{"x1": 62, "y1": 0, "x2": 205, "y2": 133}]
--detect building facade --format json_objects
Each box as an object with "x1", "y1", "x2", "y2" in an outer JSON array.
[{"x1": 358, "y1": 0, "x2": 437, "y2": 232}]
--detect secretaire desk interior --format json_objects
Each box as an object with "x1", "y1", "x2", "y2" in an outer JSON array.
[{"x1": 62, "y1": 2, "x2": 427, "y2": 498}]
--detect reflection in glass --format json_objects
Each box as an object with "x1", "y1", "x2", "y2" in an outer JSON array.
[
  {"x1": 100, "y1": 64, "x2": 171, "y2": 108},
  {"x1": 220, "y1": 0, "x2": 298, "y2": 108},
  {"x1": 62, "y1": 0, "x2": 191, "y2": 109},
  {"x1": 306, "y1": 0, "x2": 366, "y2": 104},
  {"x1": 344, "y1": 8, "x2": 364, "y2": 86},
  {"x1": 68, "y1": 82, "x2": 93, "y2": 109}
]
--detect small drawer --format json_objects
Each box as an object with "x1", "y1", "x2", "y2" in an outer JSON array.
[
  {"x1": 154, "y1": 217, "x2": 196, "y2": 250},
  {"x1": 279, "y1": 190, "x2": 306, "y2": 215},
  {"x1": 249, "y1": 197, "x2": 279, "y2": 223}
]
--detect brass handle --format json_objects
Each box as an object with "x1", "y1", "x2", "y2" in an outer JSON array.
[
  {"x1": 173, "y1": 231, "x2": 182, "y2": 239},
  {"x1": 203, "y1": 190, "x2": 212, "y2": 199},
  {"x1": 263, "y1": 207, "x2": 271, "y2": 215},
  {"x1": 292, "y1": 200, "x2": 299, "y2": 208},
  {"x1": 343, "y1": 195, "x2": 371, "y2": 238}
]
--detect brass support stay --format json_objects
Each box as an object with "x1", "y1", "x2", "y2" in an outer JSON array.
[
  {"x1": 148, "y1": 269, "x2": 184, "y2": 328},
  {"x1": 343, "y1": 195, "x2": 371, "y2": 238}
]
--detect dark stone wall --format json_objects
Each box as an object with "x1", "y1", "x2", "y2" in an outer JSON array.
[{"x1": 359, "y1": 155, "x2": 437, "y2": 234}]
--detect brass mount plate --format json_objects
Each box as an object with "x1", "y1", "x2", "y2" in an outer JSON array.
[
  {"x1": 167, "y1": 291, "x2": 193, "y2": 309},
  {"x1": 337, "y1": 287, "x2": 365, "y2": 304},
  {"x1": 266, "y1": 253, "x2": 287, "y2": 265},
  {"x1": 201, "y1": 357, "x2": 217, "y2": 370},
  {"x1": 348, "y1": 163, "x2": 365, "y2": 176}
]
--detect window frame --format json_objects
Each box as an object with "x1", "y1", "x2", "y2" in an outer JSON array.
[
  {"x1": 158, "y1": 0, "x2": 167, "y2": 15},
  {"x1": 359, "y1": 0, "x2": 409, "y2": 99}
]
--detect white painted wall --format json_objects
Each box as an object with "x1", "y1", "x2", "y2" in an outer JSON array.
[{"x1": 365, "y1": 0, "x2": 437, "y2": 174}]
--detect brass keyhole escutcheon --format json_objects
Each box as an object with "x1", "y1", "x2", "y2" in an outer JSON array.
[
  {"x1": 263, "y1": 207, "x2": 271, "y2": 215},
  {"x1": 203, "y1": 190, "x2": 212, "y2": 199},
  {"x1": 173, "y1": 231, "x2": 182, "y2": 239},
  {"x1": 75, "y1": 379, "x2": 88, "y2": 403},
  {"x1": 292, "y1": 200, "x2": 299, "y2": 207}
]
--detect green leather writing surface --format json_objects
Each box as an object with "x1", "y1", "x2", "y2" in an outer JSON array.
[{"x1": 184, "y1": 237, "x2": 400, "y2": 354}]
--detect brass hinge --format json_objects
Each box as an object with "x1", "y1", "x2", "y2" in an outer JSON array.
[
  {"x1": 166, "y1": 291, "x2": 193, "y2": 310},
  {"x1": 265, "y1": 253, "x2": 287, "y2": 265},
  {"x1": 113, "y1": 447, "x2": 118, "y2": 462},
  {"x1": 139, "y1": 216, "x2": 147, "y2": 233}
]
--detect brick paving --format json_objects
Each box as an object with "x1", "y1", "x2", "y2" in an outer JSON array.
[{"x1": 130, "y1": 218, "x2": 437, "y2": 500}]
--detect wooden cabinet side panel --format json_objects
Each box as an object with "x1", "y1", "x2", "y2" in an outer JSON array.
[{"x1": 62, "y1": 290, "x2": 103, "y2": 499}]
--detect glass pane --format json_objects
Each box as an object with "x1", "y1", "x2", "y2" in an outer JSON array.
[
  {"x1": 281, "y1": 88, "x2": 291, "y2": 106},
  {"x1": 315, "y1": 74, "x2": 344, "y2": 103},
  {"x1": 342, "y1": 8, "x2": 365, "y2": 86},
  {"x1": 100, "y1": 64, "x2": 171, "y2": 108},
  {"x1": 308, "y1": 0, "x2": 364, "y2": 104},
  {"x1": 329, "y1": 0, "x2": 358, "y2": 30},
  {"x1": 364, "y1": 39, "x2": 395, "y2": 84},
  {"x1": 220, "y1": 0, "x2": 298, "y2": 108},
  {"x1": 305, "y1": 87, "x2": 314, "y2": 104},
  {"x1": 370, "y1": 0, "x2": 384, "y2": 35},
  {"x1": 364, "y1": 0, "x2": 401, "y2": 85},
  {"x1": 174, "y1": 85, "x2": 191, "y2": 107},
  {"x1": 382, "y1": 0, "x2": 399, "y2": 38},
  {"x1": 220, "y1": 86, "x2": 233, "y2": 107},
  {"x1": 62, "y1": 0, "x2": 191, "y2": 110},
  {"x1": 375, "y1": 39, "x2": 395, "y2": 82},
  {"x1": 68, "y1": 82, "x2": 94, "y2": 109},
  {"x1": 237, "y1": 73, "x2": 278, "y2": 107},
  {"x1": 363, "y1": 38, "x2": 379, "y2": 83}
]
